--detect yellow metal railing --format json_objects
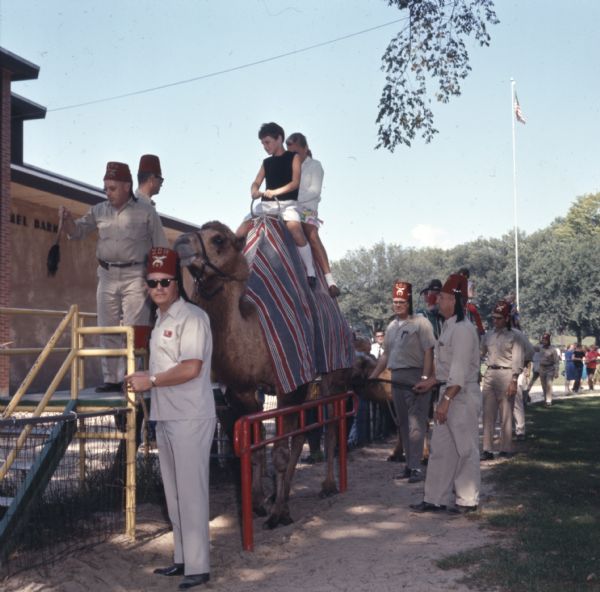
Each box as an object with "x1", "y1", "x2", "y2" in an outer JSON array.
[{"x1": 0, "y1": 305, "x2": 141, "y2": 538}]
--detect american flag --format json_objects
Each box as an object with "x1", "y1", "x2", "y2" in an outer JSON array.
[{"x1": 514, "y1": 92, "x2": 526, "y2": 124}]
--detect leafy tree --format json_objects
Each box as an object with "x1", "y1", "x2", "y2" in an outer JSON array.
[
  {"x1": 521, "y1": 233, "x2": 600, "y2": 342},
  {"x1": 377, "y1": 0, "x2": 499, "y2": 150},
  {"x1": 551, "y1": 192, "x2": 600, "y2": 240}
]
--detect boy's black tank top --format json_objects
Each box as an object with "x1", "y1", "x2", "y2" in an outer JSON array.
[{"x1": 262, "y1": 151, "x2": 298, "y2": 201}]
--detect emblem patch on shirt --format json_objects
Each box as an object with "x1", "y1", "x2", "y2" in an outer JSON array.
[{"x1": 163, "y1": 329, "x2": 173, "y2": 338}]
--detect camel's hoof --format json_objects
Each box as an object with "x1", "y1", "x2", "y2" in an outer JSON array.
[
  {"x1": 279, "y1": 514, "x2": 294, "y2": 526},
  {"x1": 263, "y1": 515, "x2": 280, "y2": 530},
  {"x1": 318, "y1": 485, "x2": 339, "y2": 499},
  {"x1": 253, "y1": 506, "x2": 268, "y2": 517}
]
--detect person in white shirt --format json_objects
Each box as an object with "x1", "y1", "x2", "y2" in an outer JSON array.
[
  {"x1": 126, "y1": 247, "x2": 215, "y2": 590},
  {"x1": 410, "y1": 273, "x2": 482, "y2": 514},
  {"x1": 285, "y1": 132, "x2": 340, "y2": 297},
  {"x1": 370, "y1": 330, "x2": 385, "y2": 359}
]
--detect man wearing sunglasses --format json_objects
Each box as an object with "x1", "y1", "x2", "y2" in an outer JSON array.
[{"x1": 126, "y1": 247, "x2": 215, "y2": 590}]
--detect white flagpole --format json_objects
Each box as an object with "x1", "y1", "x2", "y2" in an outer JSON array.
[{"x1": 510, "y1": 78, "x2": 520, "y2": 310}]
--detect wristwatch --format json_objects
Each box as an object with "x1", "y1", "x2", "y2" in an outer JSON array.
[
  {"x1": 443, "y1": 394, "x2": 452, "y2": 402},
  {"x1": 150, "y1": 375, "x2": 157, "y2": 387}
]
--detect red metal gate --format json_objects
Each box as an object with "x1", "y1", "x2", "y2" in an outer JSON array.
[{"x1": 233, "y1": 391, "x2": 358, "y2": 551}]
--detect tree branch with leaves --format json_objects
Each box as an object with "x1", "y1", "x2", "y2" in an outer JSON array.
[{"x1": 377, "y1": 0, "x2": 499, "y2": 150}]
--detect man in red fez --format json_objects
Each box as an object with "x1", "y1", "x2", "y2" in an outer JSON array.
[
  {"x1": 370, "y1": 280, "x2": 436, "y2": 483},
  {"x1": 480, "y1": 299, "x2": 525, "y2": 459},
  {"x1": 410, "y1": 273, "x2": 482, "y2": 514},
  {"x1": 126, "y1": 247, "x2": 215, "y2": 589},
  {"x1": 59, "y1": 161, "x2": 168, "y2": 392},
  {"x1": 135, "y1": 154, "x2": 164, "y2": 206},
  {"x1": 457, "y1": 267, "x2": 485, "y2": 336}
]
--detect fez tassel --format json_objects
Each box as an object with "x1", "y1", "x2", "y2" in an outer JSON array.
[{"x1": 46, "y1": 214, "x2": 63, "y2": 277}]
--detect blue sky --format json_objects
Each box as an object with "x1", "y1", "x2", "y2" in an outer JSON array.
[{"x1": 2, "y1": 0, "x2": 599, "y2": 259}]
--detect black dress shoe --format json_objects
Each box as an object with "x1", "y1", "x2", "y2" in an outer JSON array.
[
  {"x1": 480, "y1": 451, "x2": 494, "y2": 461},
  {"x1": 447, "y1": 504, "x2": 478, "y2": 514},
  {"x1": 95, "y1": 382, "x2": 123, "y2": 393},
  {"x1": 394, "y1": 466, "x2": 411, "y2": 480},
  {"x1": 408, "y1": 468, "x2": 425, "y2": 483},
  {"x1": 179, "y1": 573, "x2": 210, "y2": 589},
  {"x1": 154, "y1": 563, "x2": 184, "y2": 576},
  {"x1": 498, "y1": 451, "x2": 515, "y2": 458},
  {"x1": 409, "y1": 501, "x2": 447, "y2": 513}
]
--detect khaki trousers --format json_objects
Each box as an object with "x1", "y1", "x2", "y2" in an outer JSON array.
[
  {"x1": 96, "y1": 265, "x2": 150, "y2": 383},
  {"x1": 424, "y1": 383, "x2": 481, "y2": 507},
  {"x1": 482, "y1": 369, "x2": 514, "y2": 453},
  {"x1": 157, "y1": 418, "x2": 217, "y2": 575},
  {"x1": 512, "y1": 372, "x2": 526, "y2": 436},
  {"x1": 539, "y1": 369, "x2": 555, "y2": 404}
]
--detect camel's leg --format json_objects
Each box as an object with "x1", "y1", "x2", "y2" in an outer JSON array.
[
  {"x1": 320, "y1": 402, "x2": 339, "y2": 498},
  {"x1": 283, "y1": 432, "x2": 306, "y2": 501},
  {"x1": 251, "y1": 445, "x2": 268, "y2": 517},
  {"x1": 264, "y1": 387, "x2": 307, "y2": 529},
  {"x1": 264, "y1": 436, "x2": 293, "y2": 529},
  {"x1": 227, "y1": 389, "x2": 269, "y2": 517}
]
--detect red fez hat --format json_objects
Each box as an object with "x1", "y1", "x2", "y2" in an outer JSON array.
[
  {"x1": 392, "y1": 281, "x2": 412, "y2": 300},
  {"x1": 441, "y1": 274, "x2": 468, "y2": 301},
  {"x1": 492, "y1": 300, "x2": 511, "y2": 319},
  {"x1": 103, "y1": 161, "x2": 132, "y2": 183},
  {"x1": 138, "y1": 154, "x2": 162, "y2": 177},
  {"x1": 147, "y1": 247, "x2": 179, "y2": 277}
]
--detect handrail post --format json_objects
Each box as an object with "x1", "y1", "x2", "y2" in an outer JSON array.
[
  {"x1": 70, "y1": 304, "x2": 79, "y2": 400},
  {"x1": 237, "y1": 418, "x2": 254, "y2": 551},
  {"x1": 124, "y1": 326, "x2": 137, "y2": 539},
  {"x1": 337, "y1": 394, "x2": 349, "y2": 493}
]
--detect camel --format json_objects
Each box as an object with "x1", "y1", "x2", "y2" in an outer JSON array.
[{"x1": 173, "y1": 220, "x2": 353, "y2": 529}]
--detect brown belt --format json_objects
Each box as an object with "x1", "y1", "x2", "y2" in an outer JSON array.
[{"x1": 98, "y1": 259, "x2": 143, "y2": 270}]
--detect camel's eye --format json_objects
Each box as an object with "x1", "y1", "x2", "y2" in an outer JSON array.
[{"x1": 212, "y1": 235, "x2": 225, "y2": 248}]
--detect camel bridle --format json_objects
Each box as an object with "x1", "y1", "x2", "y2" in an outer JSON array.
[{"x1": 186, "y1": 230, "x2": 242, "y2": 300}]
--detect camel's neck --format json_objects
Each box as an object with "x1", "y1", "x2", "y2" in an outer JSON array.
[{"x1": 196, "y1": 278, "x2": 255, "y2": 344}]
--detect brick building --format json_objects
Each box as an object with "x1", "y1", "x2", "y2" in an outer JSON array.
[{"x1": 0, "y1": 47, "x2": 200, "y2": 395}]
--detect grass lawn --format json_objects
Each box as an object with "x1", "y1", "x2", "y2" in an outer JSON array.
[{"x1": 438, "y1": 397, "x2": 600, "y2": 592}]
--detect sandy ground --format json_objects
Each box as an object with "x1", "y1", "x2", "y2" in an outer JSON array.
[{"x1": 3, "y1": 434, "x2": 503, "y2": 592}]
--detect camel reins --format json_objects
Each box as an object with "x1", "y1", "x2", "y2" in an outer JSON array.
[{"x1": 186, "y1": 231, "x2": 244, "y2": 300}]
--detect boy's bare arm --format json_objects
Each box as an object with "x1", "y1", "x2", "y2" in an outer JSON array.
[{"x1": 251, "y1": 165, "x2": 266, "y2": 199}]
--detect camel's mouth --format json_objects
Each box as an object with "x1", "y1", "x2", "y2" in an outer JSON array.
[{"x1": 173, "y1": 233, "x2": 200, "y2": 268}]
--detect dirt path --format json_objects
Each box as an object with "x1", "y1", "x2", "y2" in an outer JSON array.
[{"x1": 4, "y1": 438, "x2": 499, "y2": 592}]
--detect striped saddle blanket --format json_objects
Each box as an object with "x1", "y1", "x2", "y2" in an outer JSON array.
[{"x1": 243, "y1": 217, "x2": 354, "y2": 394}]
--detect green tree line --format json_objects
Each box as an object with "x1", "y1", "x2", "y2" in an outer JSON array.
[{"x1": 333, "y1": 192, "x2": 600, "y2": 342}]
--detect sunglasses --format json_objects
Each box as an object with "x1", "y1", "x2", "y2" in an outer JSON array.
[{"x1": 146, "y1": 278, "x2": 176, "y2": 288}]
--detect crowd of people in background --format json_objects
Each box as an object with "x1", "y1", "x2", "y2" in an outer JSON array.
[{"x1": 347, "y1": 268, "x2": 599, "y2": 515}]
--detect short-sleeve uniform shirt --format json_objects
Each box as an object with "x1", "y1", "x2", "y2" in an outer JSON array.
[
  {"x1": 384, "y1": 315, "x2": 436, "y2": 370},
  {"x1": 149, "y1": 298, "x2": 215, "y2": 421}
]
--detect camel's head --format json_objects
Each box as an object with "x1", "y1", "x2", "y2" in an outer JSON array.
[
  {"x1": 174, "y1": 222, "x2": 249, "y2": 295},
  {"x1": 350, "y1": 354, "x2": 391, "y2": 404}
]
